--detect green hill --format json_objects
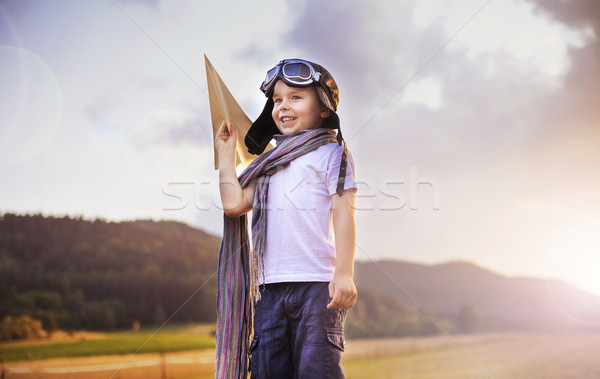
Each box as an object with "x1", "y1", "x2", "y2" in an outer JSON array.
[{"x1": 0, "y1": 213, "x2": 221, "y2": 333}]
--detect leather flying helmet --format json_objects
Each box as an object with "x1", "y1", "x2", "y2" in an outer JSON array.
[{"x1": 244, "y1": 59, "x2": 342, "y2": 155}]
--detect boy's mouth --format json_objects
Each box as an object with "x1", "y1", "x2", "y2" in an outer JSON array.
[{"x1": 280, "y1": 116, "x2": 296, "y2": 125}]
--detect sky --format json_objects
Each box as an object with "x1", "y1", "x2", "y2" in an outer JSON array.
[{"x1": 1, "y1": 0, "x2": 599, "y2": 296}]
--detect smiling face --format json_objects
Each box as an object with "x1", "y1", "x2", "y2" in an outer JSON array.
[{"x1": 271, "y1": 80, "x2": 330, "y2": 135}]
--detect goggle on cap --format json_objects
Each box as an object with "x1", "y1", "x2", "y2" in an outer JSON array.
[{"x1": 244, "y1": 59, "x2": 343, "y2": 155}]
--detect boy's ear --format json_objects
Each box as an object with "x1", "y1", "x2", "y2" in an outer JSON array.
[{"x1": 320, "y1": 106, "x2": 331, "y2": 119}]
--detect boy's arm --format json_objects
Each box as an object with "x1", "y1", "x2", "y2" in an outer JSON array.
[
  {"x1": 327, "y1": 188, "x2": 358, "y2": 310},
  {"x1": 215, "y1": 120, "x2": 254, "y2": 217}
]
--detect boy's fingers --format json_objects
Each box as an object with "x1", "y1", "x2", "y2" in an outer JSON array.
[
  {"x1": 225, "y1": 123, "x2": 237, "y2": 138},
  {"x1": 327, "y1": 287, "x2": 342, "y2": 309},
  {"x1": 326, "y1": 297, "x2": 337, "y2": 309},
  {"x1": 216, "y1": 122, "x2": 238, "y2": 146},
  {"x1": 216, "y1": 121, "x2": 227, "y2": 138},
  {"x1": 334, "y1": 289, "x2": 356, "y2": 310},
  {"x1": 327, "y1": 281, "x2": 358, "y2": 309},
  {"x1": 326, "y1": 294, "x2": 336, "y2": 309},
  {"x1": 338, "y1": 294, "x2": 350, "y2": 309}
]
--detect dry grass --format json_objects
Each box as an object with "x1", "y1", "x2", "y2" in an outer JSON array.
[
  {"x1": 344, "y1": 333, "x2": 600, "y2": 378},
  {"x1": 2, "y1": 333, "x2": 600, "y2": 378},
  {"x1": 1, "y1": 350, "x2": 215, "y2": 379}
]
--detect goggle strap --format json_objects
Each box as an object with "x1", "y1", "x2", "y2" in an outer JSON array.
[{"x1": 336, "y1": 142, "x2": 348, "y2": 197}]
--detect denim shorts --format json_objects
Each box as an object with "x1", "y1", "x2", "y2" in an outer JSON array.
[{"x1": 250, "y1": 282, "x2": 347, "y2": 379}]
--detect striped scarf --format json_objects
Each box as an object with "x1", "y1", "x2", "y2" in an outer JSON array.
[{"x1": 215, "y1": 128, "x2": 339, "y2": 378}]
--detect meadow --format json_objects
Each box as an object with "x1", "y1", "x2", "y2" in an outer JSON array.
[
  {"x1": 343, "y1": 333, "x2": 600, "y2": 378},
  {"x1": 1, "y1": 326, "x2": 600, "y2": 378},
  {"x1": 0, "y1": 324, "x2": 215, "y2": 362}
]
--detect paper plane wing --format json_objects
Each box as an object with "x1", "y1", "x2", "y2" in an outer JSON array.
[{"x1": 205, "y1": 54, "x2": 272, "y2": 169}]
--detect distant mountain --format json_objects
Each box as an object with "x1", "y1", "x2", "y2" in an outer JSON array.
[{"x1": 354, "y1": 260, "x2": 600, "y2": 332}]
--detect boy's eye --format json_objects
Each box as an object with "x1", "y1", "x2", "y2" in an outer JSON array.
[
  {"x1": 292, "y1": 95, "x2": 300, "y2": 100},
  {"x1": 274, "y1": 98, "x2": 282, "y2": 103}
]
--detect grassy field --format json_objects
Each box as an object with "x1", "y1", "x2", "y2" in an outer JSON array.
[
  {"x1": 2, "y1": 329, "x2": 600, "y2": 378},
  {"x1": 0, "y1": 324, "x2": 215, "y2": 362},
  {"x1": 342, "y1": 333, "x2": 600, "y2": 378}
]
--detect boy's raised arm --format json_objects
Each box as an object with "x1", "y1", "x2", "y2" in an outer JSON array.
[
  {"x1": 215, "y1": 120, "x2": 254, "y2": 217},
  {"x1": 327, "y1": 189, "x2": 358, "y2": 310}
]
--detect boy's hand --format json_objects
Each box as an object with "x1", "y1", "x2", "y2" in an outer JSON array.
[
  {"x1": 215, "y1": 120, "x2": 237, "y2": 163},
  {"x1": 327, "y1": 273, "x2": 357, "y2": 310}
]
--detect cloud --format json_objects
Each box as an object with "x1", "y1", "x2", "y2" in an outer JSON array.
[
  {"x1": 283, "y1": 0, "x2": 432, "y2": 115},
  {"x1": 522, "y1": 0, "x2": 599, "y2": 129},
  {"x1": 137, "y1": 75, "x2": 172, "y2": 91},
  {"x1": 234, "y1": 43, "x2": 283, "y2": 69},
  {"x1": 525, "y1": 0, "x2": 600, "y2": 33},
  {"x1": 282, "y1": 1, "x2": 554, "y2": 170},
  {"x1": 126, "y1": 110, "x2": 211, "y2": 152},
  {"x1": 84, "y1": 95, "x2": 123, "y2": 122},
  {"x1": 117, "y1": 0, "x2": 161, "y2": 8},
  {"x1": 163, "y1": 117, "x2": 210, "y2": 146},
  {"x1": 282, "y1": 0, "x2": 598, "y2": 192},
  {"x1": 507, "y1": 0, "x2": 600, "y2": 194}
]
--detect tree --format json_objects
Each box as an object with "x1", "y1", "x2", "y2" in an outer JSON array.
[
  {"x1": 0, "y1": 315, "x2": 44, "y2": 341},
  {"x1": 456, "y1": 304, "x2": 481, "y2": 334},
  {"x1": 154, "y1": 303, "x2": 166, "y2": 326}
]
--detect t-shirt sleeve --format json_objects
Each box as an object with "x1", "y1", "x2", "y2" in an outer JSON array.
[{"x1": 327, "y1": 143, "x2": 357, "y2": 197}]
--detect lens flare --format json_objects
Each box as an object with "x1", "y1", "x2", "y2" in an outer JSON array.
[
  {"x1": 89, "y1": 117, "x2": 126, "y2": 153},
  {"x1": 545, "y1": 277, "x2": 600, "y2": 328},
  {"x1": 0, "y1": 46, "x2": 63, "y2": 165},
  {"x1": 0, "y1": 3, "x2": 25, "y2": 47}
]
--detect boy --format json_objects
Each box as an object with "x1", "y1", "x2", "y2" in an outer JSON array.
[{"x1": 214, "y1": 59, "x2": 357, "y2": 378}]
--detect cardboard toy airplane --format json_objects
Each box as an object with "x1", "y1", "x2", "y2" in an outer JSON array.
[{"x1": 205, "y1": 54, "x2": 273, "y2": 170}]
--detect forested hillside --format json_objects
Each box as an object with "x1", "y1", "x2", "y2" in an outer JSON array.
[{"x1": 0, "y1": 213, "x2": 221, "y2": 333}]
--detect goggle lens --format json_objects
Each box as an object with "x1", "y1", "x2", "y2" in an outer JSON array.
[
  {"x1": 263, "y1": 67, "x2": 278, "y2": 86},
  {"x1": 282, "y1": 62, "x2": 312, "y2": 81}
]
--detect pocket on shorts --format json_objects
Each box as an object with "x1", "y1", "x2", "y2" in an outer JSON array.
[
  {"x1": 326, "y1": 329, "x2": 345, "y2": 351},
  {"x1": 328, "y1": 307, "x2": 347, "y2": 328}
]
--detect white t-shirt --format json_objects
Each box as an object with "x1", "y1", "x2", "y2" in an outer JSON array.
[{"x1": 260, "y1": 132, "x2": 357, "y2": 284}]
